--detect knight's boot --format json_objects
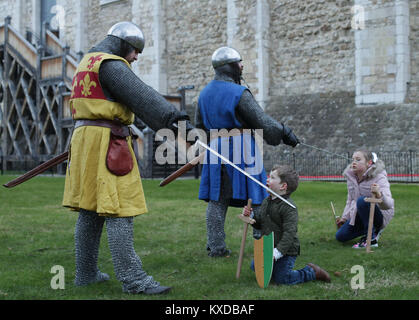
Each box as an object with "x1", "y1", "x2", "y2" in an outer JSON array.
[
  {"x1": 106, "y1": 217, "x2": 170, "y2": 295},
  {"x1": 74, "y1": 210, "x2": 110, "y2": 286}
]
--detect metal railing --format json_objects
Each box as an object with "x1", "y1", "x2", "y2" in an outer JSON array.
[
  {"x1": 265, "y1": 150, "x2": 418, "y2": 183},
  {"x1": 1, "y1": 149, "x2": 417, "y2": 183}
]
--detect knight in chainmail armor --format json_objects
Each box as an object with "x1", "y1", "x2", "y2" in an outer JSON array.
[
  {"x1": 195, "y1": 47, "x2": 299, "y2": 257},
  {"x1": 63, "y1": 22, "x2": 193, "y2": 294}
]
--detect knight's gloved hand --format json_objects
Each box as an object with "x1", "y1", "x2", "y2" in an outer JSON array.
[
  {"x1": 282, "y1": 124, "x2": 299, "y2": 147},
  {"x1": 184, "y1": 120, "x2": 196, "y2": 136},
  {"x1": 168, "y1": 112, "x2": 195, "y2": 137},
  {"x1": 273, "y1": 248, "x2": 283, "y2": 261}
]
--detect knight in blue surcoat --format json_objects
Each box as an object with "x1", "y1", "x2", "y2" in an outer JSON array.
[{"x1": 195, "y1": 46, "x2": 300, "y2": 257}]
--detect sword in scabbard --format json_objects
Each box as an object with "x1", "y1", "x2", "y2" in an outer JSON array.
[{"x1": 2, "y1": 151, "x2": 69, "y2": 188}]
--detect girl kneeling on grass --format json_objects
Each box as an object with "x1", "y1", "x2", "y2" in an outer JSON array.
[{"x1": 336, "y1": 149, "x2": 394, "y2": 249}]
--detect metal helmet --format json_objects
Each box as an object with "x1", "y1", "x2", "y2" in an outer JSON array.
[
  {"x1": 211, "y1": 46, "x2": 242, "y2": 69},
  {"x1": 107, "y1": 21, "x2": 145, "y2": 53}
]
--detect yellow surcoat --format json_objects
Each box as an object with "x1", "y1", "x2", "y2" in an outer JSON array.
[{"x1": 62, "y1": 52, "x2": 147, "y2": 217}]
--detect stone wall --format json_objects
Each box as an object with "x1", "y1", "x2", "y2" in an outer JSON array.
[
  {"x1": 270, "y1": 0, "x2": 355, "y2": 97},
  {"x1": 263, "y1": 0, "x2": 418, "y2": 165},
  {"x1": 86, "y1": 0, "x2": 132, "y2": 50},
  {"x1": 0, "y1": 0, "x2": 417, "y2": 159},
  {"x1": 264, "y1": 0, "x2": 418, "y2": 169},
  {"x1": 230, "y1": 0, "x2": 258, "y2": 95},
  {"x1": 57, "y1": 0, "x2": 76, "y2": 50},
  {"x1": 408, "y1": 0, "x2": 419, "y2": 103},
  {"x1": 263, "y1": 92, "x2": 419, "y2": 171},
  {"x1": 0, "y1": 1, "x2": 27, "y2": 34},
  {"x1": 132, "y1": 0, "x2": 156, "y2": 85},
  {"x1": 165, "y1": 0, "x2": 228, "y2": 98}
]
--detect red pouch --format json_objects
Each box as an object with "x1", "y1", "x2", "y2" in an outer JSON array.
[{"x1": 106, "y1": 127, "x2": 133, "y2": 176}]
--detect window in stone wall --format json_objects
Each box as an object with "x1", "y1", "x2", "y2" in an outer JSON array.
[
  {"x1": 41, "y1": 0, "x2": 56, "y2": 29},
  {"x1": 41, "y1": 0, "x2": 63, "y2": 38},
  {"x1": 354, "y1": 0, "x2": 410, "y2": 105}
]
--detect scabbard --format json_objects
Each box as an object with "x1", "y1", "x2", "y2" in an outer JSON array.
[
  {"x1": 159, "y1": 151, "x2": 205, "y2": 187},
  {"x1": 3, "y1": 151, "x2": 69, "y2": 188}
]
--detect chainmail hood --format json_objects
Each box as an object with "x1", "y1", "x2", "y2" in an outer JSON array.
[
  {"x1": 89, "y1": 35, "x2": 135, "y2": 58},
  {"x1": 214, "y1": 63, "x2": 242, "y2": 84},
  {"x1": 85, "y1": 36, "x2": 193, "y2": 134}
]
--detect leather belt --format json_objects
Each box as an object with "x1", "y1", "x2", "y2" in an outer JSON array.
[
  {"x1": 74, "y1": 119, "x2": 130, "y2": 137},
  {"x1": 74, "y1": 119, "x2": 141, "y2": 163}
]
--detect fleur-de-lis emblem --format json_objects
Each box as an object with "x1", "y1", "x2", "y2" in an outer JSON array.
[
  {"x1": 79, "y1": 73, "x2": 97, "y2": 96},
  {"x1": 87, "y1": 54, "x2": 104, "y2": 70}
]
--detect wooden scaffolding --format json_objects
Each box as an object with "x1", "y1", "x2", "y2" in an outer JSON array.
[
  {"x1": 0, "y1": 16, "x2": 196, "y2": 179},
  {"x1": 0, "y1": 16, "x2": 76, "y2": 172}
]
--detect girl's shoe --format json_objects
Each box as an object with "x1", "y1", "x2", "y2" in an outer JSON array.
[{"x1": 352, "y1": 237, "x2": 378, "y2": 249}]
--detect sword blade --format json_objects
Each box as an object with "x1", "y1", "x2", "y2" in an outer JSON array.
[
  {"x1": 197, "y1": 140, "x2": 296, "y2": 209},
  {"x1": 299, "y1": 142, "x2": 352, "y2": 161}
]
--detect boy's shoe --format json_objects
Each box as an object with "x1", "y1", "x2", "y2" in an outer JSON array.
[
  {"x1": 307, "y1": 263, "x2": 331, "y2": 283},
  {"x1": 352, "y1": 237, "x2": 378, "y2": 249}
]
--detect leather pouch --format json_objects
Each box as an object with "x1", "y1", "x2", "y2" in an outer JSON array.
[{"x1": 106, "y1": 126, "x2": 133, "y2": 176}]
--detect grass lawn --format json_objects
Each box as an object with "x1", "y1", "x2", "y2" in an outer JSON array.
[{"x1": 0, "y1": 175, "x2": 418, "y2": 301}]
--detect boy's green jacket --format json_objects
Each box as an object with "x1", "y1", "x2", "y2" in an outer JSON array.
[{"x1": 253, "y1": 196, "x2": 300, "y2": 256}]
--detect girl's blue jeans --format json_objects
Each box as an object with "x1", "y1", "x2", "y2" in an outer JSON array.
[
  {"x1": 251, "y1": 255, "x2": 315, "y2": 285},
  {"x1": 335, "y1": 196, "x2": 384, "y2": 243}
]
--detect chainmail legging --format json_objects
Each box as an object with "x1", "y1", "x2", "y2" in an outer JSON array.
[
  {"x1": 206, "y1": 167, "x2": 262, "y2": 255},
  {"x1": 206, "y1": 201, "x2": 262, "y2": 255},
  {"x1": 74, "y1": 209, "x2": 159, "y2": 293}
]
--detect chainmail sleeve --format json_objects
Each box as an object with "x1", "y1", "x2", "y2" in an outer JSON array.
[
  {"x1": 236, "y1": 89, "x2": 284, "y2": 146},
  {"x1": 99, "y1": 59, "x2": 191, "y2": 133}
]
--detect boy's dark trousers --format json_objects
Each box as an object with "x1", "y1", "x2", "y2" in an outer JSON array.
[{"x1": 251, "y1": 255, "x2": 315, "y2": 285}]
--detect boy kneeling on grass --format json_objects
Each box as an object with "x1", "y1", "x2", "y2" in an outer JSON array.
[{"x1": 243, "y1": 164, "x2": 331, "y2": 285}]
